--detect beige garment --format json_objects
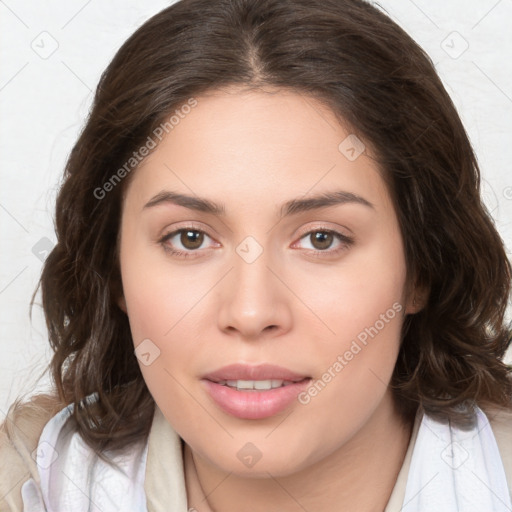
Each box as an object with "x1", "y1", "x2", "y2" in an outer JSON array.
[
  {"x1": 144, "y1": 406, "x2": 189, "y2": 511},
  {"x1": 0, "y1": 394, "x2": 64, "y2": 512}
]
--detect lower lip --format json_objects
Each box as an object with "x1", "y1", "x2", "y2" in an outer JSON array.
[{"x1": 201, "y1": 378, "x2": 311, "y2": 420}]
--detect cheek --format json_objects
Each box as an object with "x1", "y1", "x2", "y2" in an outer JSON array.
[
  {"x1": 119, "y1": 226, "x2": 193, "y2": 342},
  {"x1": 298, "y1": 227, "x2": 406, "y2": 342},
  {"x1": 118, "y1": 231, "x2": 211, "y2": 402},
  {"x1": 293, "y1": 228, "x2": 407, "y2": 398},
  {"x1": 120, "y1": 256, "x2": 201, "y2": 418}
]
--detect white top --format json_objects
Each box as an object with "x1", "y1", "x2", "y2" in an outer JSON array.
[
  {"x1": 402, "y1": 407, "x2": 512, "y2": 511},
  {"x1": 21, "y1": 402, "x2": 148, "y2": 512},
  {"x1": 21, "y1": 401, "x2": 512, "y2": 512}
]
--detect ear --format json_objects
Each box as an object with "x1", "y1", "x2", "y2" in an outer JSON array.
[
  {"x1": 110, "y1": 274, "x2": 128, "y2": 314},
  {"x1": 404, "y1": 279, "x2": 429, "y2": 315},
  {"x1": 117, "y1": 295, "x2": 128, "y2": 314}
]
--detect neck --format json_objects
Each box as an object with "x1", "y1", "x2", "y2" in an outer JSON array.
[{"x1": 184, "y1": 393, "x2": 414, "y2": 512}]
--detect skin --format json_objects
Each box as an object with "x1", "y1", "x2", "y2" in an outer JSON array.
[{"x1": 118, "y1": 86, "x2": 424, "y2": 512}]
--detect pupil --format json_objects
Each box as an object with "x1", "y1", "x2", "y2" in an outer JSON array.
[
  {"x1": 312, "y1": 231, "x2": 332, "y2": 250},
  {"x1": 181, "y1": 230, "x2": 203, "y2": 249}
]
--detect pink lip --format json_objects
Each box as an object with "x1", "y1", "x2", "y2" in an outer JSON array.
[
  {"x1": 201, "y1": 363, "x2": 311, "y2": 420},
  {"x1": 202, "y1": 363, "x2": 309, "y2": 382}
]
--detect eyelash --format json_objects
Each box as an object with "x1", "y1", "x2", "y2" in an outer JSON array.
[{"x1": 158, "y1": 226, "x2": 354, "y2": 259}]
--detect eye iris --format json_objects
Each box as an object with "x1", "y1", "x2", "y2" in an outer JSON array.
[
  {"x1": 180, "y1": 230, "x2": 203, "y2": 249},
  {"x1": 311, "y1": 231, "x2": 333, "y2": 250}
]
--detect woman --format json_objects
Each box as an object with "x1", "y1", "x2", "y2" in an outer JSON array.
[{"x1": 1, "y1": 0, "x2": 511, "y2": 510}]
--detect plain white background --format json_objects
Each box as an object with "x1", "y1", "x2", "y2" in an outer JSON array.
[{"x1": 1, "y1": 0, "x2": 511, "y2": 413}]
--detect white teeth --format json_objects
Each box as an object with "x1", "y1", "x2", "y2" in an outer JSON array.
[{"x1": 220, "y1": 379, "x2": 293, "y2": 390}]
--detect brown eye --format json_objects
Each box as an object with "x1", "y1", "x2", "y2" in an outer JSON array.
[
  {"x1": 159, "y1": 227, "x2": 215, "y2": 257},
  {"x1": 294, "y1": 228, "x2": 354, "y2": 258},
  {"x1": 309, "y1": 231, "x2": 334, "y2": 250},
  {"x1": 180, "y1": 229, "x2": 204, "y2": 250}
]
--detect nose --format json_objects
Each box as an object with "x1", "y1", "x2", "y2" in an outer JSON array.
[{"x1": 216, "y1": 245, "x2": 293, "y2": 341}]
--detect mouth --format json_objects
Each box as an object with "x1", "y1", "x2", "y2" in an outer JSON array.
[
  {"x1": 211, "y1": 378, "x2": 309, "y2": 391},
  {"x1": 201, "y1": 363, "x2": 312, "y2": 419}
]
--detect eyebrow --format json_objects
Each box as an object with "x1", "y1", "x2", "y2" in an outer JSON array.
[{"x1": 143, "y1": 189, "x2": 374, "y2": 217}]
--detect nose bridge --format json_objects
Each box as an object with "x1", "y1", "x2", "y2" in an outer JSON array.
[{"x1": 217, "y1": 234, "x2": 291, "y2": 338}]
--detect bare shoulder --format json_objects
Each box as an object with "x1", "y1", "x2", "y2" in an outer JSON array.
[{"x1": 0, "y1": 393, "x2": 66, "y2": 511}]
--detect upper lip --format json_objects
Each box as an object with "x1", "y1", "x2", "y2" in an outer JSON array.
[{"x1": 203, "y1": 364, "x2": 310, "y2": 383}]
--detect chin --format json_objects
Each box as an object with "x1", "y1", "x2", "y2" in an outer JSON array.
[{"x1": 194, "y1": 439, "x2": 317, "y2": 478}]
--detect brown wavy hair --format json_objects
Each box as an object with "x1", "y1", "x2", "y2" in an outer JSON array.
[{"x1": 32, "y1": 0, "x2": 512, "y2": 453}]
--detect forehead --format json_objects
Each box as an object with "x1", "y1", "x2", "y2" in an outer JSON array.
[{"x1": 124, "y1": 87, "x2": 391, "y2": 214}]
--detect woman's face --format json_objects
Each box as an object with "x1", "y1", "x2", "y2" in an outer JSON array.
[{"x1": 118, "y1": 87, "x2": 416, "y2": 476}]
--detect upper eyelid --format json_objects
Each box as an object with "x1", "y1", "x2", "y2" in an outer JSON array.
[
  {"x1": 160, "y1": 221, "x2": 215, "y2": 238},
  {"x1": 295, "y1": 223, "x2": 353, "y2": 239},
  {"x1": 161, "y1": 219, "x2": 352, "y2": 236}
]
